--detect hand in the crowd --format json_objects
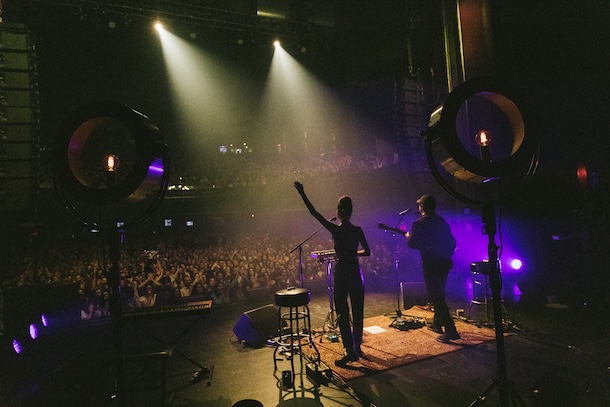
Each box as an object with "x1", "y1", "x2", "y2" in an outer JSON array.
[{"x1": 294, "y1": 181, "x2": 304, "y2": 194}]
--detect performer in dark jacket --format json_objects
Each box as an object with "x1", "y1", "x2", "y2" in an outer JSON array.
[
  {"x1": 406, "y1": 194, "x2": 459, "y2": 342},
  {"x1": 294, "y1": 182, "x2": 371, "y2": 365}
]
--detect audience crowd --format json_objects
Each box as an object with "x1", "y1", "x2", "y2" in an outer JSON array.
[
  {"x1": 168, "y1": 148, "x2": 398, "y2": 190},
  {"x1": 3, "y1": 145, "x2": 411, "y2": 327},
  {"x1": 2, "y1": 226, "x2": 397, "y2": 321}
]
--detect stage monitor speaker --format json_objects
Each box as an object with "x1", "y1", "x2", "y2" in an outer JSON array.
[
  {"x1": 400, "y1": 281, "x2": 429, "y2": 310},
  {"x1": 232, "y1": 303, "x2": 278, "y2": 347}
]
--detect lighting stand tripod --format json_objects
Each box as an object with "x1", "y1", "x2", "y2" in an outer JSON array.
[
  {"x1": 470, "y1": 205, "x2": 526, "y2": 407},
  {"x1": 107, "y1": 228, "x2": 126, "y2": 406}
]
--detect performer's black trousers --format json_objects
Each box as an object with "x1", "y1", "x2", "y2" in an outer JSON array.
[
  {"x1": 422, "y1": 259, "x2": 457, "y2": 332},
  {"x1": 334, "y1": 262, "x2": 365, "y2": 353}
]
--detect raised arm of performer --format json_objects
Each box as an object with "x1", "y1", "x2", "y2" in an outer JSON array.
[
  {"x1": 294, "y1": 181, "x2": 370, "y2": 365},
  {"x1": 294, "y1": 182, "x2": 370, "y2": 257}
]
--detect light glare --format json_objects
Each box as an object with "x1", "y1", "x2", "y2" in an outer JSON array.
[
  {"x1": 476, "y1": 129, "x2": 491, "y2": 146},
  {"x1": 510, "y1": 259, "x2": 523, "y2": 270}
]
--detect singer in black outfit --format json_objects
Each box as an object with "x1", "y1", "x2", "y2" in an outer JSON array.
[
  {"x1": 294, "y1": 182, "x2": 371, "y2": 365},
  {"x1": 406, "y1": 194, "x2": 459, "y2": 343}
]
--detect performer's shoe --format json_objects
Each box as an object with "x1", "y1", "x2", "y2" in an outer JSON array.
[
  {"x1": 335, "y1": 351, "x2": 359, "y2": 366},
  {"x1": 427, "y1": 324, "x2": 443, "y2": 334},
  {"x1": 437, "y1": 330, "x2": 460, "y2": 343}
]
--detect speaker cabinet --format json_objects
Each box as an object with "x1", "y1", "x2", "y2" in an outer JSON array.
[
  {"x1": 400, "y1": 281, "x2": 429, "y2": 310},
  {"x1": 0, "y1": 22, "x2": 41, "y2": 213},
  {"x1": 232, "y1": 304, "x2": 278, "y2": 347}
]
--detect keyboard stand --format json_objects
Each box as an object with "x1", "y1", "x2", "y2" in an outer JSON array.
[{"x1": 123, "y1": 306, "x2": 214, "y2": 386}]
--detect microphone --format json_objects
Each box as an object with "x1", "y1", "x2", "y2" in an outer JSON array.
[
  {"x1": 329, "y1": 216, "x2": 337, "y2": 222},
  {"x1": 398, "y1": 208, "x2": 412, "y2": 216}
]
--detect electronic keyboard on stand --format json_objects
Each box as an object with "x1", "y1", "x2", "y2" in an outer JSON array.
[
  {"x1": 310, "y1": 249, "x2": 337, "y2": 262},
  {"x1": 310, "y1": 249, "x2": 338, "y2": 334},
  {"x1": 123, "y1": 299, "x2": 213, "y2": 321}
]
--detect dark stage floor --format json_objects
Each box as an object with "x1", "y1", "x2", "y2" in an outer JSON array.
[{"x1": 1, "y1": 272, "x2": 609, "y2": 407}]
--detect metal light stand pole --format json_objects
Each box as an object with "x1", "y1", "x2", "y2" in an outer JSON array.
[
  {"x1": 107, "y1": 227, "x2": 126, "y2": 406},
  {"x1": 469, "y1": 204, "x2": 526, "y2": 407}
]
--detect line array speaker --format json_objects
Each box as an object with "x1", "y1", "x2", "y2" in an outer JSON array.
[{"x1": 0, "y1": 22, "x2": 41, "y2": 213}]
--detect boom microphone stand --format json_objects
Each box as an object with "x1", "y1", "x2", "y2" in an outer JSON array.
[
  {"x1": 291, "y1": 217, "x2": 339, "y2": 342},
  {"x1": 387, "y1": 231, "x2": 405, "y2": 328},
  {"x1": 291, "y1": 225, "x2": 324, "y2": 288},
  {"x1": 290, "y1": 217, "x2": 336, "y2": 288},
  {"x1": 381, "y1": 210, "x2": 411, "y2": 329},
  {"x1": 469, "y1": 204, "x2": 526, "y2": 407}
]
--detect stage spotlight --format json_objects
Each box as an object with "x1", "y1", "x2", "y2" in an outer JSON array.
[
  {"x1": 29, "y1": 323, "x2": 38, "y2": 340},
  {"x1": 274, "y1": 40, "x2": 281, "y2": 48},
  {"x1": 53, "y1": 101, "x2": 169, "y2": 230},
  {"x1": 424, "y1": 77, "x2": 540, "y2": 205},
  {"x1": 155, "y1": 21, "x2": 164, "y2": 32},
  {"x1": 475, "y1": 129, "x2": 492, "y2": 147},
  {"x1": 41, "y1": 313, "x2": 49, "y2": 328},
  {"x1": 11, "y1": 325, "x2": 36, "y2": 355},
  {"x1": 12, "y1": 338, "x2": 24, "y2": 354},
  {"x1": 424, "y1": 77, "x2": 540, "y2": 407},
  {"x1": 576, "y1": 161, "x2": 599, "y2": 191},
  {"x1": 509, "y1": 258, "x2": 523, "y2": 271}
]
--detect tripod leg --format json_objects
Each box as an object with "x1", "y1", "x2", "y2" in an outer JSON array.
[
  {"x1": 469, "y1": 378, "x2": 499, "y2": 407},
  {"x1": 505, "y1": 378, "x2": 528, "y2": 407}
]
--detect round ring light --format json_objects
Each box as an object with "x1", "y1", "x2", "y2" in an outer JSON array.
[
  {"x1": 53, "y1": 101, "x2": 169, "y2": 229},
  {"x1": 424, "y1": 77, "x2": 540, "y2": 204}
]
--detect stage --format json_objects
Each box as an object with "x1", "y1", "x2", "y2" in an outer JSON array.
[{"x1": 1, "y1": 282, "x2": 608, "y2": 407}]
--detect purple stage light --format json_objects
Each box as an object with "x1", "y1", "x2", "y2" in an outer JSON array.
[
  {"x1": 12, "y1": 339, "x2": 22, "y2": 354},
  {"x1": 509, "y1": 258, "x2": 523, "y2": 270},
  {"x1": 29, "y1": 324, "x2": 38, "y2": 340},
  {"x1": 41, "y1": 314, "x2": 49, "y2": 328}
]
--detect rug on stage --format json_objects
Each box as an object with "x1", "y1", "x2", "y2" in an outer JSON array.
[{"x1": 305, "y1": 307, "x2": 498, "y2": 381}]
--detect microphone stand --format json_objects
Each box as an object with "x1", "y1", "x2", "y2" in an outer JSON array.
[
  {"x1": 290, "y1": 219, "x2": 339, "y2": 340},
  {"x1": 290, "y1": 224, "x2": 327, "y2": 288},
  {"x1": 385, "y1": 212, "x2": 410, "y2": 329},
  {"x1": 388, "y1": 232, "x2": 404, "y2": 328}
]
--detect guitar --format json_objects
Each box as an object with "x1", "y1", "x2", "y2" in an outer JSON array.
[{"x1": 377, "y1": 223, "x2": 407, "y2": 235}]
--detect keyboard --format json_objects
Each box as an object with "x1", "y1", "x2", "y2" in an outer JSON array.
[{"x1": 310, "y1": 249, "x2": 336, "y2": 262}]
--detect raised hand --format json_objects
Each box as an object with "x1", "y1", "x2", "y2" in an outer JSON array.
[{"x1": 294, "y1": 181, "x2": 304, "y2": 195}]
